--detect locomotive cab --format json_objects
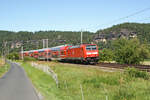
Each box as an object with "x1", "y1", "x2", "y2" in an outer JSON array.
[{"x1": 84, "y1": 44, "x2": 99, "y2": 64}]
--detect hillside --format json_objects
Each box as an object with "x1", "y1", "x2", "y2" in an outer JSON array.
[
  {"x1": 0, "y1": 31, "x2": 94, "y2": 53},
  {"x1": 94, "y1": 23, "x2": 150, "y2": 43}
]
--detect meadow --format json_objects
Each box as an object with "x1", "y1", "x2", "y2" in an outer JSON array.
[{"x1": 22, "y1": 61, "x2": 150, "y2": 100}]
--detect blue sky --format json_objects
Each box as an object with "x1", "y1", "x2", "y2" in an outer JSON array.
[{"x1": 0, "y1": 0, "x2": 150, "y2": 32}]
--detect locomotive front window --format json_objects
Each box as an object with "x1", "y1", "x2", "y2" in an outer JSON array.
[
  {"x1": 86, "y1": 45, "x2": 97, "y2": 50},
  {"x1": 86, "y1": 47, "x2": 91, "y2": 50},
  {"x1": 92, "y1": 46, "x2": 97, "y2": 50}
]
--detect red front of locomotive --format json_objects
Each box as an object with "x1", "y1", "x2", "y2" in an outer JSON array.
[{"x1": 82, "y1": 44, "x2": 99, "y2": 63}]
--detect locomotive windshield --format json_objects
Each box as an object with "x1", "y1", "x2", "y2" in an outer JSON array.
[{"x1": 86, "y1": 45, "x2": 97, "y2": 50}]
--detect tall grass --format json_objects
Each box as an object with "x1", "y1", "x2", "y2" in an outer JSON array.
[
  {"x1": 22, "y1": 61, "x2": 150, "y2": 100},
  {"x1": 0, "y1": 59, "x2": 10, "y2": 77}
]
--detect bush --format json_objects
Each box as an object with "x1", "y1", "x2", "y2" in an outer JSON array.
[
  {"x1": 113, "y1": 38, "x2": 150, "y2": 64},
  {"x1": 125, "y1": 67, "x2": 149, "y2": 80},
  {"x1": 99, "y1": 48, "x2": 114, "y2": 62},
  {"x1": 140, "y1": 44, "x2": 150, "y2": 60},
  {"x1": 7, "y1": 52, "x2": 19, "y2": 60},
  {"x1": 23, "y1": 56, "x2": 37, "y2": 62}
]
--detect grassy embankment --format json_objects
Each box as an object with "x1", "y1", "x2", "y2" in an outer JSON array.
[
  {"x1": 0, "y1": 58, "x2": 10, "y2": 77},
  {"x1": 22, "y1": 61, "x2": 150, "y2": 100},
  {"x1": 143, "y1": 59, "x2": 150, "y2": 65},
  {"x1": 98, "y1": 60, "x2": 150, "y2": 65}
]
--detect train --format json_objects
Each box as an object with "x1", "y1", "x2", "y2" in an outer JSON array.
[{"x1": 20, "y1": 44, "x2": 99, "y2": 64}]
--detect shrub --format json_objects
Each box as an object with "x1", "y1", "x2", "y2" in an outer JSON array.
[
  {"x1": 23, "y1": 56, "x2": 37, "y2": 62},
  {"x1": 125, "y1": 67, "x2": 149, "y2": 80},
  {"x1": 113, "y1": 38, "x2": 150, "y2": 64},
  {"x1": 7, "y1": 52, "x2": 19, "y2": 60},
  {"x1": 140, "y1": 44, "x2": 150, "y2": 60},
  {"x1": 99, "y1": 48, "x2": 114, "y2": 62}
]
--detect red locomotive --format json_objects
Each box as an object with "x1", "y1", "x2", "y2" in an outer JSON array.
[{"x1": 21, "y1": 44, "x2": 99, "y2": 64}]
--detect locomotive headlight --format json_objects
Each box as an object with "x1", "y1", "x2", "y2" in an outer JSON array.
[
  {"x1": 86, "y1": 52, "x2": 98, "y2": 55},
  {"x1": 86, "y1": 52, "x2": 92, "y2": 55},
  {"x1": 92, "y1": 52, "x2": 98, "y2": 54}
]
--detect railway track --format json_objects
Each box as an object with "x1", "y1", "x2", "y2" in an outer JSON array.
[{"x1": 96, "y1": 63, "x2": 150, "y2": 72}]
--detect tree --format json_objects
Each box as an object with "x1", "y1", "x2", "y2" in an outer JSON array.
[
  {"x1": 99, "y1": 48, "x2": 114, "y2": 62},
  {"x1": 113, "y1": 38, "x2": 150, "y2": 64},
  {"x1": 7, "y1": 52, "x2": 19, "y2": 60}
]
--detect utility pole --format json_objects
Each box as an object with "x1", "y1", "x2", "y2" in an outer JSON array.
[
  {"x1": 1, "y1": 49, "x2": 4, "y2": 63},
  {"x1": 46, "y1": 39, "x2": 48, "y2": 62},
  {"x1": 43, "y1": 39, "x2": 49, "y2": 49},
  {"x1": 43, "y1": 39, "x2": 45, "y2": 48},
  {"x1": 46, "y1": 39, "x2": 48, "y2": 48},
  {"x1": 7, "y1": 45, "x2": 9, "y2": 56},
  {"x1": 1, "y1": 49, "x2": 3, "y2": 58},
  {"x1": 42, "y1": 39, "x2": 49, "y2": 61},
  {"x1": 21, "y1": 46, "x2": 24, "y2": 60},
  {"x1": 3, "y1": 41, "x2": 7, "y2": 63},
  {"x1": 36, "y1": 41, "x2": 39, "y2": 49},
  {"x1": 81, "y1": 30, "x2": 83, "y2": 44}
]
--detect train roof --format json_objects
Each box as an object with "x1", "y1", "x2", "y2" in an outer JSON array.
[
  {"x1": 68, "y1": 44, "x2": 97, "y2": 49},
  {"x1": 20, "y1": 44, "x2": 97, "y2": 53},
  {"x1": 50, "y1": 45, "x2": 69, "y2": 51},
  {"x1": 81, "y1": 44, "x2": 97, "y2": 46}
]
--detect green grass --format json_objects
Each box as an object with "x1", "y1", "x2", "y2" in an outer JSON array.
[
  {"x1": 144, "y1": 59, "x2": 150, "y2": 61},
  {"x1": 22, "y1": 61, "x2": 150, "y2": 100},
  {"x1": 0, "y1": 59, "x2": 10, "y2": 77}
]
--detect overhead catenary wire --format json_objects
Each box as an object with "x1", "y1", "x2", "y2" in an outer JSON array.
[
  {"x1": 133, "y1": 16, "x2": 150, "y2": 22},
  {"x1": 107, "y1": 7, "x2": 150, "y2": 24},
  {"x1": 92, "y1": 7, "x2": 150, "y2": 31}
]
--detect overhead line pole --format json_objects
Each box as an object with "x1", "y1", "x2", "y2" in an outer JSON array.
[
  {"x1": 3, "y1": 41, "x2": 7, "y2": 63},
  {"x1": 46, "y1": 39, "x2": 48, "y2": 48},
  {"x1": 43, "y1": 39, "x2": 45, "y2": 48},
  {"x1": 1, "y1": 48, "x2": 4, "y2": 63},
  {"x1": 81, "y1": 29, "x2": 83, "y2": 44},
  {"x1": 21, "y1": 46, "x2": 24, "y2": 61},
  {"x1": 46, "y1": 39, "x2": 48, "y2": 62}
]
